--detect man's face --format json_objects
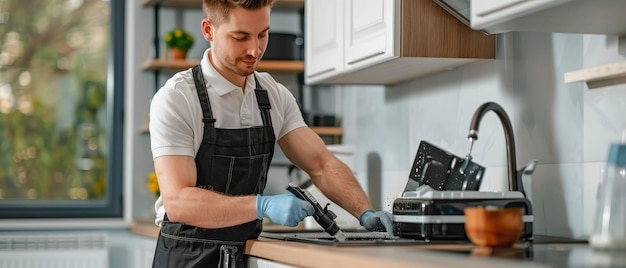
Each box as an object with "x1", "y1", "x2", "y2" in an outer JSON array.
[{"x1": 204, "y1": 6, "x2": 271, "y2": 83}]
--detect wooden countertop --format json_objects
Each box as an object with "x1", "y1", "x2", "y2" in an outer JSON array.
[
  {"x1": 130, "y1": 220, "x2": 160, "y2": 238},
  {"x1": 131, "y1": 220, "x2": 547, "y2": 267},
  {"x1": 245, "y1": 238, "x2": 546, "y2": 268}
]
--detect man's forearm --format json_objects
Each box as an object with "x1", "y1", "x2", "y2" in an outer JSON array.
[
  {"x1": 313, "y1": 157, "x2": 372, "y2": 219},
  {"x1": 163, "y1": 188, "x2": 258, "y2": 229}
]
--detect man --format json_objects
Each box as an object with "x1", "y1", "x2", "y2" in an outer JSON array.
[{"x1": 149, "y1": 0, "x2": 393, "y2": 267}]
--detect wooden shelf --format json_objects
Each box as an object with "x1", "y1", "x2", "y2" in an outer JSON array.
[
  {"x1": 141, "y1": 58, "x2": 198, "y2": 71},
  {"x1": 142, "y1": 0, "x2": 199, "y2": 9},
  {"x1": 141, "y1": 58, "x2": 304, "y2": 73},
  {"x1": 564, "y1": 61, "x2": 626, "y2": 89},
  {"x1": 310, "y1": 127, "x2": 343, "y2": 136},
  {"x1": 256, "y1": 60, "x2": 305, "y2": 72},
  {"x1": 142, "y1": 0, "x2": 304, "y2": 10}
]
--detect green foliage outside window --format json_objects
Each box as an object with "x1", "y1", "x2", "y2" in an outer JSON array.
[{"x1": 0, "y1": 0, "x2": 109, "y2": 201}]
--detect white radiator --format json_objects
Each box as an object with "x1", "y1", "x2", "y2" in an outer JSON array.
[{"x1": 0, "y1": 231, "x2": 109, "y2": 268}]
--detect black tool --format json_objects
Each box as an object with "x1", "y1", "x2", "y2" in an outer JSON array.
[
  {"x1": 405, "y1": 140, "x2": 486, "y2": 191},
  {"x1": 286, "y1": 182, "x2": 347, "y2": 241}
]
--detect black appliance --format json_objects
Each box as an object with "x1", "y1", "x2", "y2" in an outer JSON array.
[{"x1": 392, "y1": 141, "x2": 534, "y2": 241}]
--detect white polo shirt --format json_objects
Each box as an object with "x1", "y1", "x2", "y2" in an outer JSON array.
[
  {"x1": 149, "y1": 49, "x2": 306, "y2": 226},
  {"x1": 149, "y1": 48, "x2": 306, "y2": 159}
]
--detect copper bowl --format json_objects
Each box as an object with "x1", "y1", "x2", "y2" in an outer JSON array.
[{"x1": 464, "y1": 206, "x2": 524, "y2": 247}]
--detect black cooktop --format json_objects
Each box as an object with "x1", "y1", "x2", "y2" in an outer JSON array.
[
  {"x1": 259, "y1": 230, "x2": 433, "y2": 246},
  {"x1": 259, "y1": 230, "x2": 583, "y2": 247}
]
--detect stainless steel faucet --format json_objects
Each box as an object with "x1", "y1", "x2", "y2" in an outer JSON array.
[{"x1": 467, "y1": 102, "x2": 525, "y2": 194}]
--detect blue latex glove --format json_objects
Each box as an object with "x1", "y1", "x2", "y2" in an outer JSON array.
[
  {"x1": 359, "y1": 210, "x2": 395, "y2": 237},
  {"x1": 256, "y1": 193, "x2": 315, "y2": 227}
]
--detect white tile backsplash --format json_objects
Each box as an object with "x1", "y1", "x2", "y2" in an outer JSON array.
[
  {"x1": 477, "y1": 166, "x2": 508, "y2": 192},
  {"x1": 582, "y1": 34, "x2": 626, "y2": 161},
  {"x1": 583, "y1": 162, "x2": 605, "y2": 237},
  {"x1": 531, "y1": 163, "x2": 585, "y2": 238},
  {"x1": 512, "y1": 32, "x2": 585, "y2": 165},
  {"x1": 583, "y1": 35, "x2": 626, "y2": 68},
  {"x1": 583, "y1": 88, "x2": 626, "y2": 161},
  {"x1": 342, "y1": 32, "x2": 626, "y2": 239}
]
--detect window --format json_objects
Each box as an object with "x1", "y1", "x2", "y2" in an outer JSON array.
[{"x1": 0, "y1": 0, "x2": 124, "y2": 218}]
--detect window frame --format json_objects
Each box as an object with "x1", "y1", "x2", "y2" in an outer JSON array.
[{"x1": 0, "y1": 0, "x2": 125, "y2": 220}]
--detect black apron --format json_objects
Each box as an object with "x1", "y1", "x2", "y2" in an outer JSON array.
[{"x1": 152, "y1": 65, "x2": 275, "y2": 268}]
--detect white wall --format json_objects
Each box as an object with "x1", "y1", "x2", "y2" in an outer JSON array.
[
  {"x1": 339, "y1": 32, "x2": 626, "y2": 239},
  {"x1": 125, "y1": 0, "x2": 162, "y2": 223}
]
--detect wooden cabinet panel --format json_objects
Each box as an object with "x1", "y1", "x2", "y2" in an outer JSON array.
[{"x1": 401, "y1": 0, "x2": 495, "y2": 59}]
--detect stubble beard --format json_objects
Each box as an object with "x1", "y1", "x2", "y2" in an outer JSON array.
[
  {"x1": 211, "y1": 48, "x2": 256, "y2": 78},
  {"x1": 228, "y1": 56, "x2": 256, "y2": 77}
]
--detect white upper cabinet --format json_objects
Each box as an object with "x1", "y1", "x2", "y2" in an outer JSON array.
[
  {"x1": 305, "y1": 0, "x2": 344, "y2": 81},
  {"x1": 305, "y1": 0, "x2": 495, "y2": 85},
  {"x1": 343, "y1": 0, "x2": 397, "y2": 70},
  {"x1": 471, "y1": 0, "x2": 626, "y2": 35}
]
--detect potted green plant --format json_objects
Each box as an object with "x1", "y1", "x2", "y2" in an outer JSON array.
[{"x1": 164, "y1": 28, "x2": 194, "y2": 60}]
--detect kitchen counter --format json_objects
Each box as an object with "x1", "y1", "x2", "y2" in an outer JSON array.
[
  {"x1": 131, "y1": 221, "x2": 626, "y2": 267},
  {"x1": 245, "y1": 238, "x2": 626, "y2": 268},
  {"x1": 246, "y1": 238, "x2": 538, "y2": 268}
]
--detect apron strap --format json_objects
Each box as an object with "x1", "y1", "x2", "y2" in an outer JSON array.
[
  {"x1": 192, "y1": 64, "x2": 217, "y2": 142},
  {"x1": 253, "y1": 75, "x2": 273, "y2": 127},
  {"x1": 192, "y1": 66, "x2": 273, "y2": 140}
]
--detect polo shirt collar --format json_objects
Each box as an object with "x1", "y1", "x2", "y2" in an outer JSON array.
[{"x1": 200, "y1": 48, "x2": 256, "y2": 96}]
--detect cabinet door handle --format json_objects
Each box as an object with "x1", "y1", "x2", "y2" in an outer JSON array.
[
  {"x1": 307, "y1": 67, "x2": 336, "y2": 79},
  {"x1": 347, "y1": 51, "x2": 385, "y2": 65}
]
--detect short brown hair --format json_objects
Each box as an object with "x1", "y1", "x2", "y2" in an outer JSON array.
[{"x1": 203, "y1": 0, "x2": 276, "y2": 27}]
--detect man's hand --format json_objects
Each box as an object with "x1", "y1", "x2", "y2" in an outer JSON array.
[
  {"x1": 256, "y1": 193, "x2": 315, "y2": 226},
  {"x1": 359, "y1": 210, "x2": 395, "y2": 237}
]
